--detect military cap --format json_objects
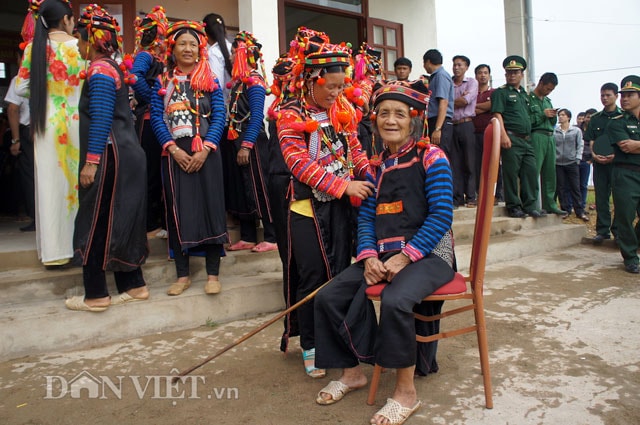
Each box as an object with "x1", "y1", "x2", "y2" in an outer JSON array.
[
  {"x1": 619, "y1": 75, "x2": 640, "y2": 93},
  {"x1": 503, "y1": 55, "x2": 527, "y2": 71}
]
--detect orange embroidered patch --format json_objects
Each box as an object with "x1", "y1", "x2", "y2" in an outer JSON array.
[{"x1": 376, "y1": 200, "x2": 403, "y2": 215}]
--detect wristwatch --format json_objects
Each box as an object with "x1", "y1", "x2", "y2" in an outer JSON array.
[
  {"x1": 434, "y1": 127, "x2": 442, "y2": 132},
  {"x1": 11, "y1": 139, "x2": 20, "y2": 144}
]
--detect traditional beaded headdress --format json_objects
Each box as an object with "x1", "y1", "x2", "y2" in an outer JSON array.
[
  {"x1": 227, "y1": 31, "x2": 269, "y2": 140},
  {"x1": 277, "y1": 27, "x2": 357, "y2": 134},
  {"x1": 165, "y1": 20, "x2": 216, "y2": 93},
  {"x1": 133, "y1": 5, "x2": 168, "y2": 56},
  {"x1": 371, "y1": 77, "x2": 432, "y2": 148},
  {"x1": 77, "y1": 4, "x2": 122, "y2": 55}
]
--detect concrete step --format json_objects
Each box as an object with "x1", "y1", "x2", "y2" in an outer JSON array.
[
  {"x1": 452, "y1": 213, "x2": 565, "y2": 241},
  {"x1": 0, "y1": 270, "x2": 285, "y2": 360},
  {"x1": 455, "y1": 222, "x2": 587, "y2": 273},
  {"x1": 0, "y1": 222, "x2": 254, "y2": 271},
  {"x1": 0, "y1": 247, "x2": 282, "y2": 306}
]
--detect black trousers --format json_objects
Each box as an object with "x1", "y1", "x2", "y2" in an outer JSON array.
[
  {"x1": 166, "y1": 212, "x2": 222, "y2": 278},
  {"x1": 83, "y1": 150, "x2": 145, "y2": 299},
  {"x1": 556, "y1": 163, "x2": 584, "y2": 216},
  {"x1": 17, "y1": 124, "x2": 35, "y2": 220},
  {"x1": 452, "y1": 121, "x2": 477, "y2": 202},
  {"x1": 429, "y1": 117, "x2": 462, "y2": 205},
  {"x1": 289, "y1": 211, "x2": 329, "y2": 350},
  {"x1": 315, "y1": 254, "x2": 454, "y2": 369},
  {"x1": 137, "y1": 118, "x2": 164, "y2": 232}
]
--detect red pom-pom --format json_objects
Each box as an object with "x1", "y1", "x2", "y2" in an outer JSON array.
[
  {"x1": 369, "y1": 112, "x2": 376, "y2": 121},
  {"x1": 350, "y1": 196, "x2": 362, "y2": 208},
  {"x1": 119, "y1": 63, "x2": 127, "y2": 71},
  {"x1": 337, "y1": 111, "x2": 351, "y2": 125},
  {"x1": 344, "y1": 77, "x2": 352, "y2": 84},
  {"x1": 353, "y1": 87, "x2": 363, "y2": 97},
  {"x1": 226, "y1": 81, "x2": 233, "y2": 89},
  {"x1": 416, "y1": 137, "x2": 430, "y2": 149},
  {"x1": 410, "y1": 109, "x2": 418, "y2": 117},
  {"x1": 317, "y1": 77, "x2": 326, "y2": 86},
  {"x1": 356, "y1": 98, "x2": 365, "y2": 107},
  {"x1": 79, "y1": 70, "x2": 87, "y2": 80},
  {"x1": 290, "y1": 121, "x2": 306, "y2": 132},
  {"x1": 304, "y1": 120, "x2": 319, "y2": 133},
  {"x1": 369, "y1": 155, "x2": 382, "y2": 167},
  {"x1": 126, "y1": 75, "x2": 138, "y2": 85},
  {"x1": 157, "y1": 87, "x2": 167, "y2": 96},
  {"x1": 19, "y1": 41, "x2": 27, "y2": 50}
]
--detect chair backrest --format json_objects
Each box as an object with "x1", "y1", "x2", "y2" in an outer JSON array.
[{"x1": 468, "y1": 118, "x2": 501, "y2": 293}]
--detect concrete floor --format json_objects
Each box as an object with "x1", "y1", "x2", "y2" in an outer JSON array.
[{"x1": 1, "y1": 244, "x2": 638, "y2": 425}]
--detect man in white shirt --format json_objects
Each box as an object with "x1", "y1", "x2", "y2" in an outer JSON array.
[{"x1": 5, "y1": 75, "x2": 34, "y2": 231}]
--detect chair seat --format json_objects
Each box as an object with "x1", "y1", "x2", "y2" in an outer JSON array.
[{"x1": 365, "y1": 272, "x2": 467, "y2": 298}]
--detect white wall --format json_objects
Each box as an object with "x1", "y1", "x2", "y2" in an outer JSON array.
[
  {"x1": 136, "y1": 0, "x2": 239, "y2": 27},
  {"x1": 369, "y1": 0, "x2": 438, "y2": 80}
]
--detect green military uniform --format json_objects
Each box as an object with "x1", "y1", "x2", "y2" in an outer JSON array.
[
  {"x1": 608, "y1": 75, "x2": 640, "y2": 272},
  {"x1": 585, "y1": 106, "x2": 624, "y2": 239},
  {"x1": 491, "y1": 56, "x2": 538, "y2": 214},
  {"x1": 529, "y1": 92, "x2": 561, "y2": 213}
]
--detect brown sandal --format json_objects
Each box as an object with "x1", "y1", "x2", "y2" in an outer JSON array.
[{"x1": 167, "y1": 279, "x2": 191, "y2": 296}]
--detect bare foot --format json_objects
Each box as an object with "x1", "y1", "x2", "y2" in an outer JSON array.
[{"x1": 317, "y1": 366, "x2": 368, "y2": 403}]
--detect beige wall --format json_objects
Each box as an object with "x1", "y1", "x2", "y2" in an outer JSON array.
[
  {"x1": 369, "y1": 0, "x2": 438, "y2": 80},
  {"x1": 136, "y1": 0, "x2": 239, "y2": 27}
]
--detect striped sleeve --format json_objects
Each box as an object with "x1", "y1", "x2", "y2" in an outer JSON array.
[
  {"x1": 86, "y1": 71, "x2": 117, "y2": 163},
  {"x1": 149, "y1": 78, "x2": 174, "y2": 149},
  {"x1": 356, "y1": 170, "x2": 378, "y2": 261},
  {"x1": 403, "y1": 147, "x2": 454, "y2": 261},
  {"x1": 130, "y1": 51, "x2": 154, "y2": 104},
  {"x1": 277, "y1": 110, "x2": 349, "y2": 199},
  {"x1": 203, "y1": 82, "x2": 226, "y2": 149},
  {"x1": 240, "y1": 83, "x2": 266, "y2": 148}
]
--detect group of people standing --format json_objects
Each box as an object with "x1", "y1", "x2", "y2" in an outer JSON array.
[{"x1": 8, "y1": 1, "x2": 640, "y2": 423}]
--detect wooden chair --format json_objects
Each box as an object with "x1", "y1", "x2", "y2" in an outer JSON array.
[{"x1": 364, "y1": 118, "x2": 501, "y2": 409}]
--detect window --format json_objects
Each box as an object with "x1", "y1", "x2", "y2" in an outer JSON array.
[
  {"x1": 367, "y1": 18, "x2": 403, "y2": 78},
  {"x1": 293, "y1": 0, "x2": 362, "y2": 13}
]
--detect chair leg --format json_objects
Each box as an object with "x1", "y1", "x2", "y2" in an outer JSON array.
[
  {"x1": 475, "y1": 305, "x2": 494, "y2": 409},
  {"x1": 367, "y1": 364, "x2": 383, "y2": 405}
]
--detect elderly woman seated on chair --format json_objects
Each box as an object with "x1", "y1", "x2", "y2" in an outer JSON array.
[{"x1": 313, "y1": 78, "x2": 456, "y2": 425}]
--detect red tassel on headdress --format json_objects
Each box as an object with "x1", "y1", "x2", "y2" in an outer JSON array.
[
  {"x1": 20, "y1": 10, "x2": 35, "y2": 49},
  {"x1": 227, "y1": 127, "x2": 239, "y2": 140},
  {"x1": 231, "y1": 42, "x2": 250, "y2": 82},
  {"x1": 191, "y1": 43, "x2": 218, "y2": 92}
]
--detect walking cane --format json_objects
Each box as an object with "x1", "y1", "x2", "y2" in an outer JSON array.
[{"x1": 173, "y1": 277, "x2": 334, "y2": 382}]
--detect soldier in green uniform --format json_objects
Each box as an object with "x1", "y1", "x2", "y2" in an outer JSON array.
[
  {"x1": 608, "y1": 75, "x2": 640, "y2": 274},
  {"x1": 529, "y1": 72, "x2": 566, "y2": 216},
  {"x1": 491, "y1": 55, "x2": 543, "y2": 218},
  {"x1": 586, "y1": 82, "x2": 624, "y2": 244}
]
